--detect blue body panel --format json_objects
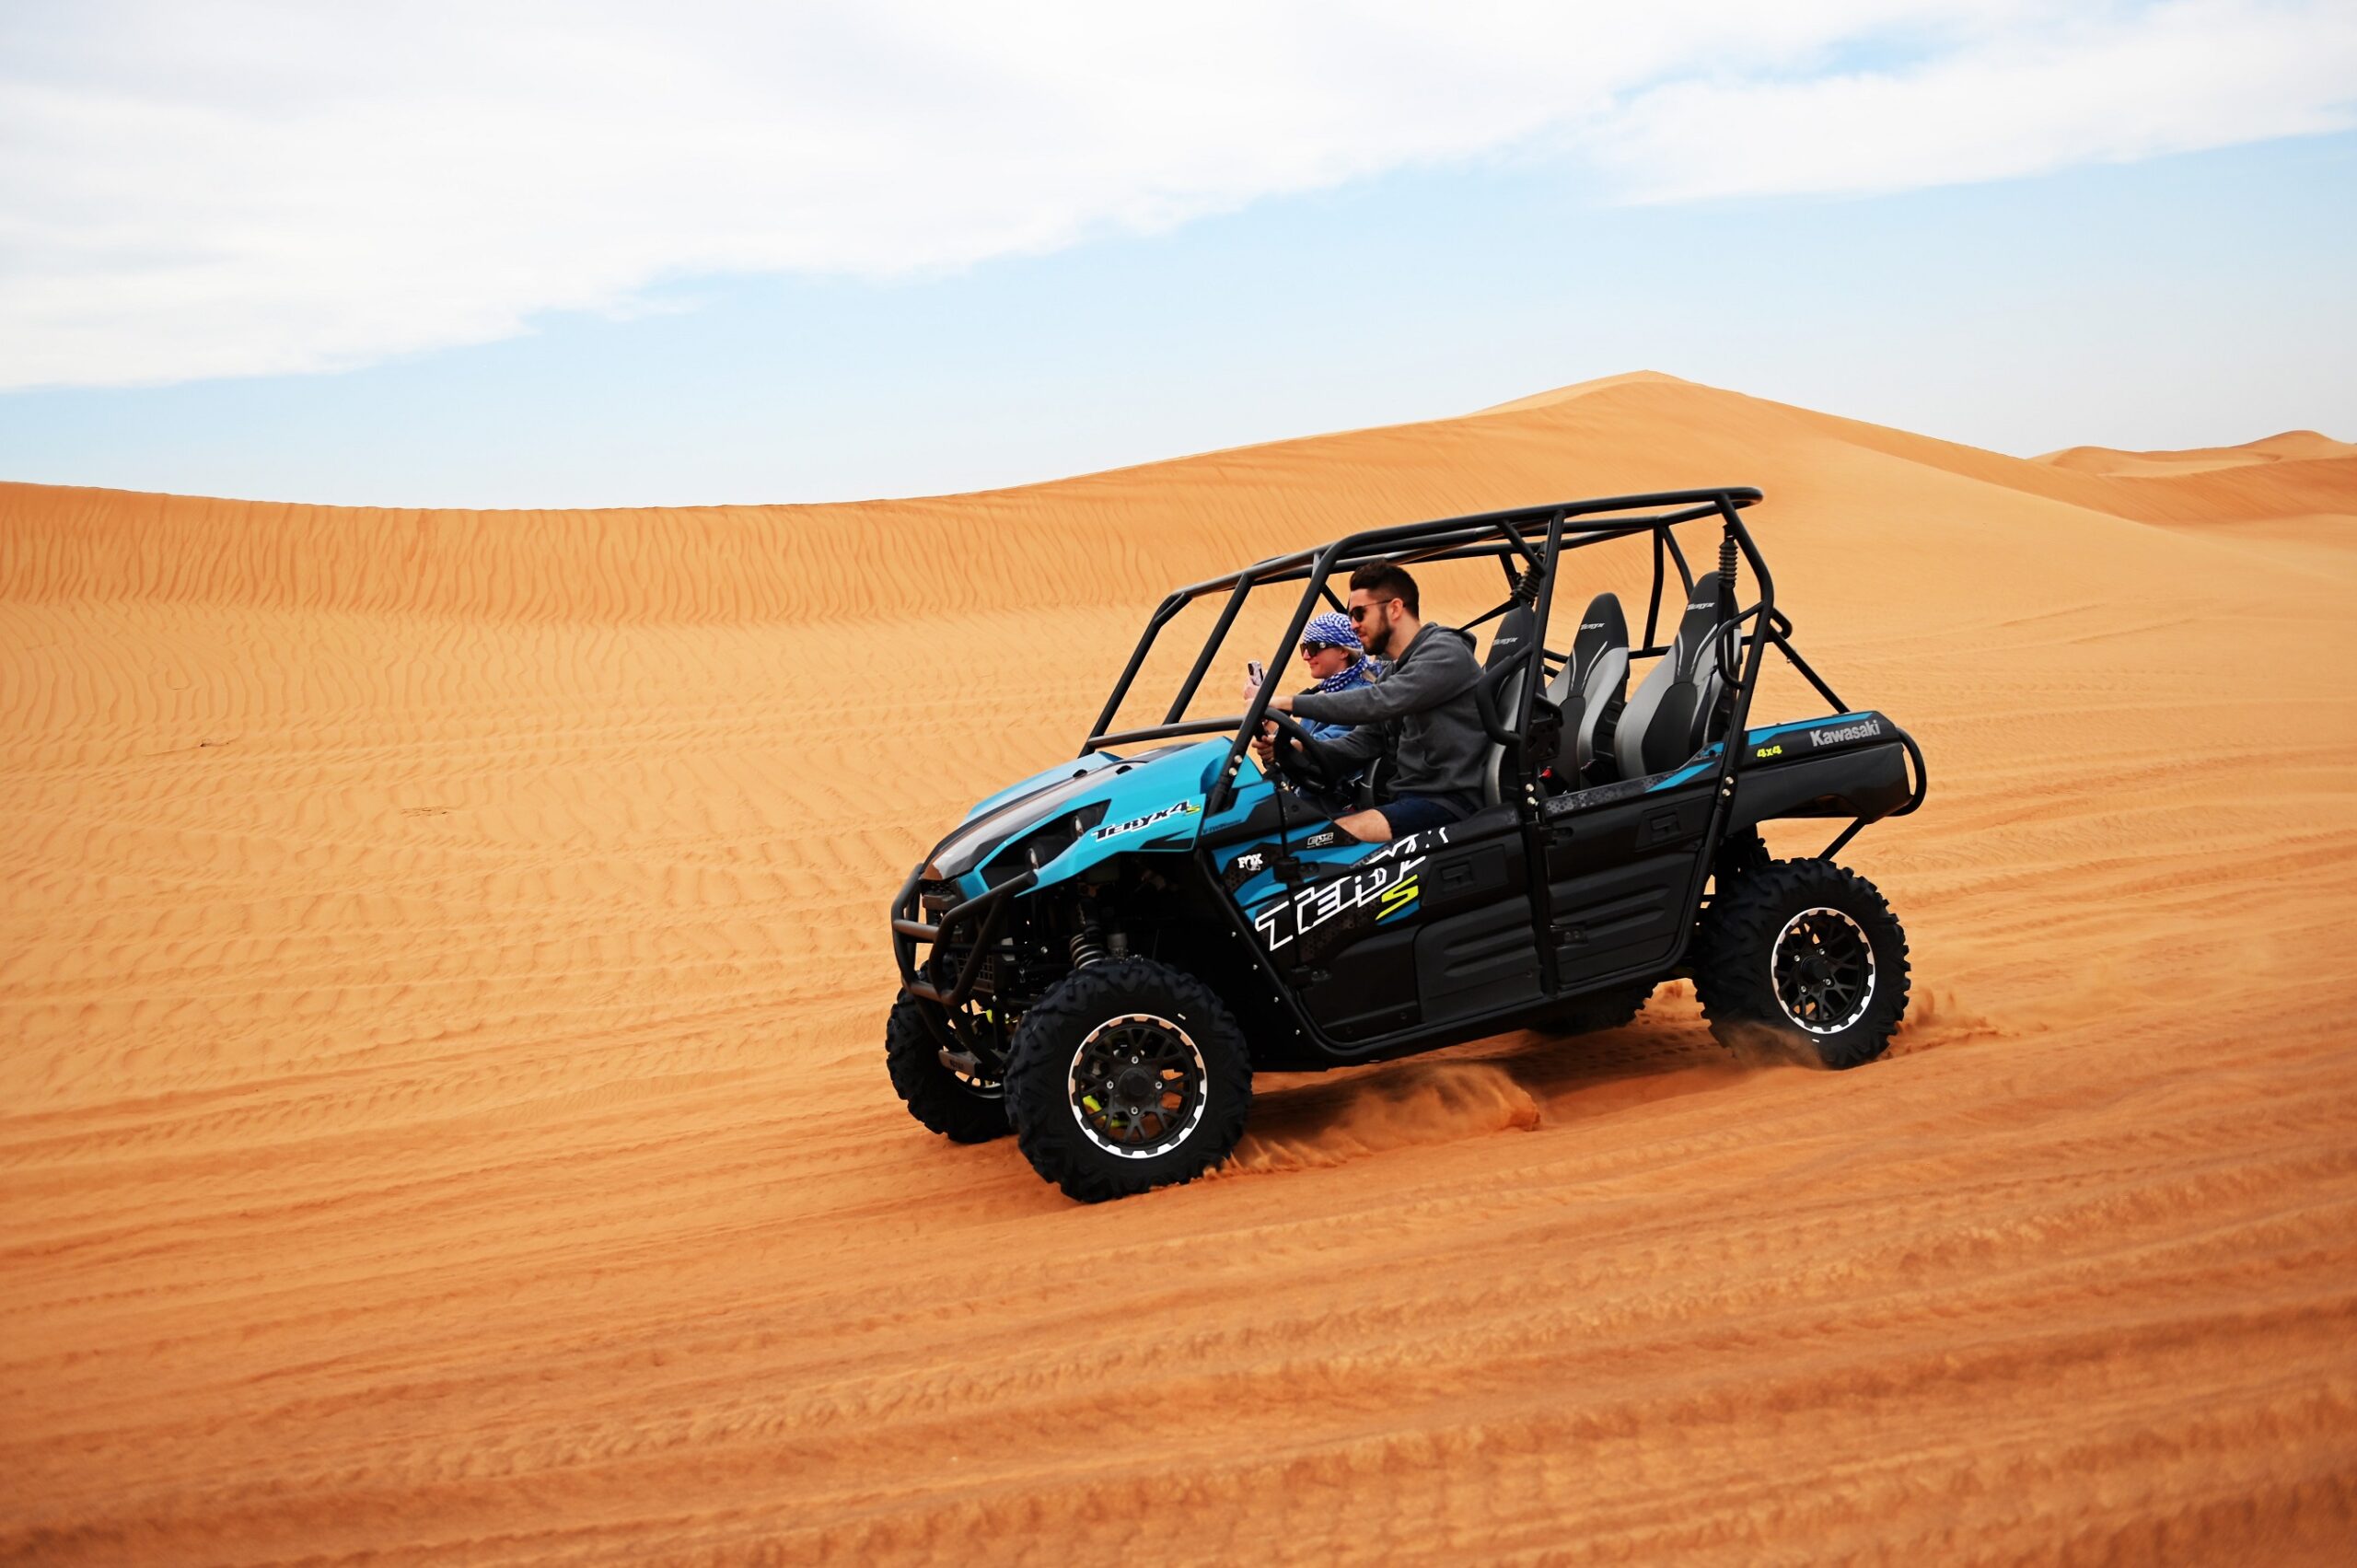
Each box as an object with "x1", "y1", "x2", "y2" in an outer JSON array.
[
  {"x1": 958, "y1": 751, "x2": 1120, "y2": 825},
  {"x1": 941, "y1": 711, "x2": 1878, "y2": 902},
  {"x1": 1643, "y1": 711, "x2": 1881, "y2": 794},
  {"x1": 946, "y1": 740, "x2": 1229, "y2": 900}
]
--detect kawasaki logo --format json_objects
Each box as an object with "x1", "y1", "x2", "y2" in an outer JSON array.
[{"x1": 1808, "y1": 719, "x2": 1882, "y2": 747}]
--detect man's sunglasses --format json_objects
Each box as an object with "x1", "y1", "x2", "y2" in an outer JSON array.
[{"x1": 1346, "y1": 599, "x2": 1394, "y2": 622}]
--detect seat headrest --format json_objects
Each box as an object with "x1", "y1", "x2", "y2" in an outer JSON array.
[
  {"x1": 1568, "y1": 591, "x2": 1627, "y2": 671},
  {"x1": 1545, "y1": 592, "x2": 1627, "y2": 707},
  {"x1": 1484, "y1": 602, "x2": 1537, "y2": 670},
  {"x1": 1666, "y1": 579, "x2": 1728, "y2": 676}
]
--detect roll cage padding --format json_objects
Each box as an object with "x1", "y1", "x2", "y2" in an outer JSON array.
[
  {"x1": 1542, "y1": 591, "x2": 1630, "y2": 786},
  {"x1": 1616, "y1": 581, "x2": 1741, "y2": 778}
]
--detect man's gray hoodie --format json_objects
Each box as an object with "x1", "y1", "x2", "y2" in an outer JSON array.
[{"x1": 1290, "y1": 623, "x2": 1488, "y2": 807}]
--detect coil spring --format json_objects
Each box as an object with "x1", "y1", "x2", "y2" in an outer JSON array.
[{"x1": 1069, "y1": 931, "x2": 1109, "y2": 969}]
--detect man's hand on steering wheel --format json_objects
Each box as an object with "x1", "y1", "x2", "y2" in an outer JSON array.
[{"x1": 1260, "y1": 710, "x2": 1341, "y2": 787}]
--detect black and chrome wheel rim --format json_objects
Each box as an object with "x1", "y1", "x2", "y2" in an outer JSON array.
[
  {"x1": 1771, "y1": 907, "x2": 1877, "y2": 1035},
  {"x1": 1067, "y1": 1013, "x2": 1208, "y2": 1159}
]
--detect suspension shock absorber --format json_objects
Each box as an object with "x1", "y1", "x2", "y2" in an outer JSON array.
[
  {"x1": 1069, "y1": 924, "x2": 1109, "y2": 969},
  {"x1": 1713, "y1": 532, "x2": 1742, "y2": 740}
]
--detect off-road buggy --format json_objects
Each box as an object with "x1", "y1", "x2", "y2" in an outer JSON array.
[{"x1": 889, "y1": 489, "x2": 1927, "y2": 1201}]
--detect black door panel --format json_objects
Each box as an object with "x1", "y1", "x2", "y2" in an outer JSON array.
[
  {"x1": 1268, "y1": 811, "x2": 1537, "y2": 1036},
  {"x1": 1549, "y1": 860, "x2": 1687, "y2": 986},
  {"x1": 1545, "y1": 786, "x2": 1712, "y2": 878},
  {"x1": 1545, "y1": 780, "x2": 1711, "y2": 988},
  {"x1": 1416, "y1": 900, "x2": 1544, "y2": 1023},
  {"x1": 1303, "y1": 923, "x2": 1419, "y2": 1040}
]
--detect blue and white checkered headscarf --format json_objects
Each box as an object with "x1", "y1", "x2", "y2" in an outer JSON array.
[
  {"x1": 1302, "y1": 610, "x2": 1359, "y2": 652},
  {"x1": 1301, "y1": 610, "x2": 1386, "y2": 693}
]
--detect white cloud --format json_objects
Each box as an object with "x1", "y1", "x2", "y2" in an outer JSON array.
[
  {"x1": 1, "y1": 1, "x2": 2349, "y2": 390},
  {"x1": 1594, "y1": 0, "x2": 2357, "y2": 201}
]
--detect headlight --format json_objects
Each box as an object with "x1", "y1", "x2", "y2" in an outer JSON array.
[{"x1": 983, "y1": 801, "x2": 1109, "y2": 886}]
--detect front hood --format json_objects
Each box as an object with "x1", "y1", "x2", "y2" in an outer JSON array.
[
  {"x1": 959, "y1": 752, "x2": 1120, "y2": 826},
  {"x1": 923, "y1": 740, "x2": 1221, "y2": 884}
]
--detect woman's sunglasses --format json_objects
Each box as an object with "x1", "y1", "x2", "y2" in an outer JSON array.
[{"x1": 1300, "y1": 640, "x2": 1339, "y2": 656}]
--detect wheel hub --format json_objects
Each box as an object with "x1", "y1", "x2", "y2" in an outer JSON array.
[
  {"x1": 1770, "y1": 906, "x2": 1877, "y2": 1036},
  {"x1": 1068, "y1": 1013, "x2": 1209, "y2": 1159}
]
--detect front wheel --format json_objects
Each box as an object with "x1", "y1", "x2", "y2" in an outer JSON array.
[
  {"x1": 1691, "y1": 858, "x2": 1910, "y2": 1069},
  {"x1": 886, "y1": 993, "x2": 1010, "y2": 1144},
  {"x1": 1004, "y1": 958, "x2": 1252, "y2": 1202}
]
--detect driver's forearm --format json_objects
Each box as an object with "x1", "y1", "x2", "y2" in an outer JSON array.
[
  {"x1": 1314, "y1": 726, "x2": 1385, "y2": 768},
  {"x1": 1294, "y1": 656, "x2": 1452, "y2": 724}
]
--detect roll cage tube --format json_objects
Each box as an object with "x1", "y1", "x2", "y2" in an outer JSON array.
[{"x1": 1074, "y1": 488, "x2": 1767, "y2": 814}]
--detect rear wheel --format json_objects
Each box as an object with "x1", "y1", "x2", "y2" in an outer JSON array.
[
  {"x1": 1692, "y1": 858, "x2": 1910, "y2": 1069},
  {"x1": 886, "y1": 992, "x2": 1010, "y2": 1144},
  {"x1": 1004, "y1": 958, "x2": 1251, "y2": 1202}
]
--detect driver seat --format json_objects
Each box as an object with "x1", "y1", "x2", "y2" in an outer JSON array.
[{"x1": 1479, "y1": 600, "x2": 1542, "y2": 807}]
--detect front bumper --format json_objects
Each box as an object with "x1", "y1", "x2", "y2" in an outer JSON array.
[{"x1": 890, "y1": 864, "x2": 1036, "y2": 1009}]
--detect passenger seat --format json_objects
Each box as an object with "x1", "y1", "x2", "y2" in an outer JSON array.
[
  {"x1": 1614, "y1": 578, "x2": 1741, "y2": 777},
  {"x1": 1542, "y1": 592, "x2": 1631, "y2": 787}
]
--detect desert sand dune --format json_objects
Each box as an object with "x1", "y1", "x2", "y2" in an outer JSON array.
[
  {"x1": 2039, "y1": 428, "x2": 2357, "y2": 476},
  {"x1": 4, "y1": 375, "x2": 2355, "y2": 1563}
]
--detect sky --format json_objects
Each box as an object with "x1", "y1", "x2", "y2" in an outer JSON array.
[{"x1": 3, "y1": 1, "x2": 2353, "y2": 507}]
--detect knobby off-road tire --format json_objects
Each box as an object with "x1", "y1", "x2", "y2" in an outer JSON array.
[
  {"x1": 1692, "y1": 858, "x2": 1910, "y2": 1070},
  {"x1": 886, "y1": 992, "x2": 1011, "y2": 1144},
  {"x1": 1004, "y1": 958, "x2": 1252, "y2": 1202},
  {"x1": 1533, "y1": 981, "x2": 1654, "y2": 1038}
]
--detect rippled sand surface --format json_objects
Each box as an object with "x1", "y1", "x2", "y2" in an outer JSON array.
[{"x1": 6, "y1": 375, "x2": 2355, "y2": 1562}]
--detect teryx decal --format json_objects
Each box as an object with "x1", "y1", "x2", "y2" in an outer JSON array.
[
  {"x1": 1366, "y1": 823, "x2": 1450, "y2": 863},
  {"x1": 1250, "y1": 853, "x2": 1425, "y2": 958},
  {"x1": 1092, "y1": 800, "x2": 1200, "y2": 842}
]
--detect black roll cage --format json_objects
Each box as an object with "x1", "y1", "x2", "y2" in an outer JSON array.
[{"x1": 1081, "y1": 486, "x2": 1851, "y2": 815}]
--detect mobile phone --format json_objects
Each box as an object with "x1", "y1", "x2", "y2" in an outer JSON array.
[{"x1": 1247, "y1": 659, "x2": 1267, "y2": 688}]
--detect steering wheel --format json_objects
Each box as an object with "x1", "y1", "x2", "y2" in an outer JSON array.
[{"x1": 1260, "y1": 710, "x2": 1344, "y2": 789}]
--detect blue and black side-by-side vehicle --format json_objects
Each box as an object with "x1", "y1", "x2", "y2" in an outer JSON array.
[{"x1": 888, "y1": 489, "x2": 1928, "y2": 1201}]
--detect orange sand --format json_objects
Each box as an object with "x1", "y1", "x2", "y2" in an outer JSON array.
[{"x1": 4, "y1": 375, "x2": 2355, "y2": 1562}]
